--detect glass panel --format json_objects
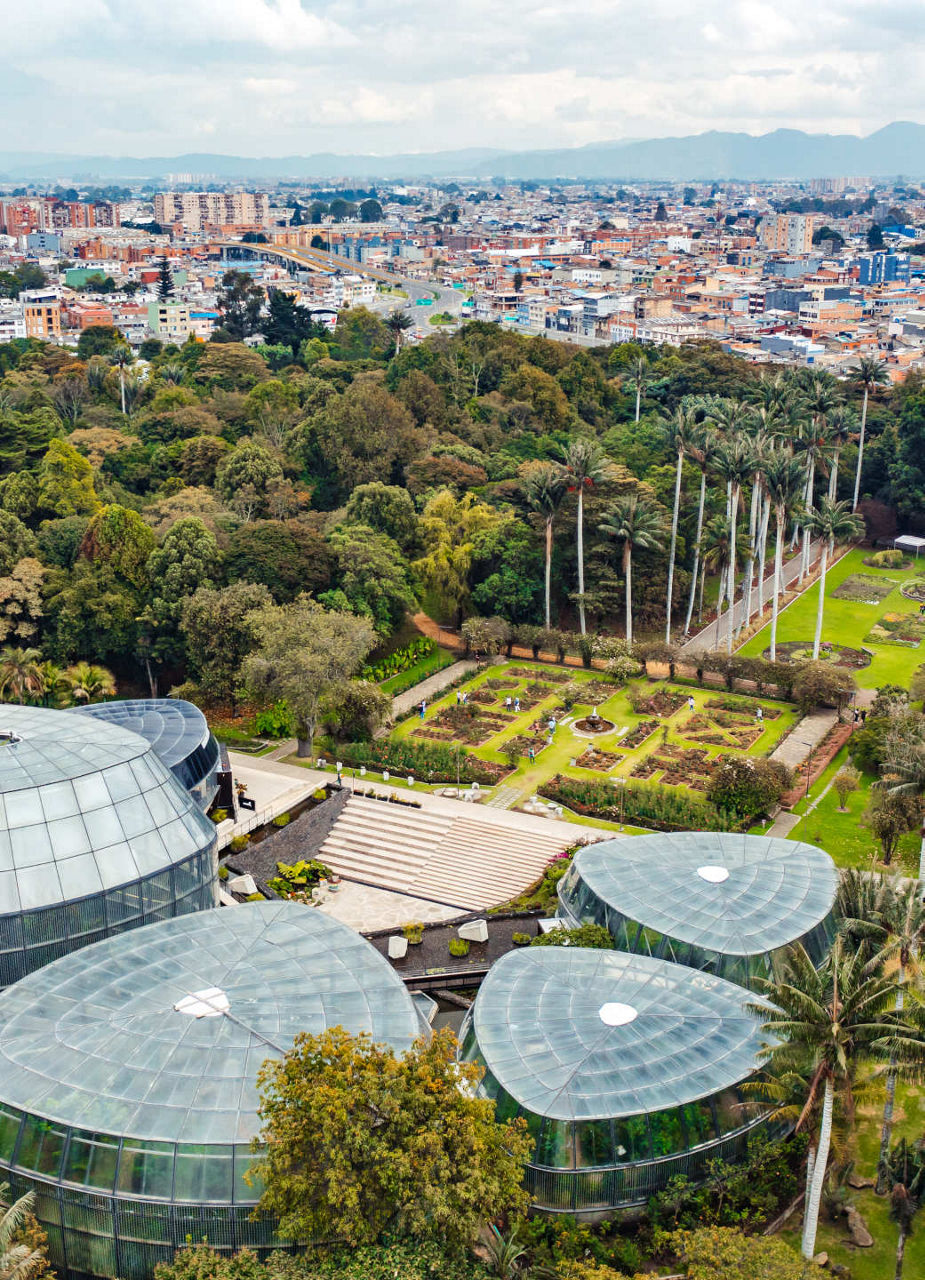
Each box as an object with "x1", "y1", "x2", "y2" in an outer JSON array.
[
  {"x1": 16, "y1": 1115, "x2": 67, "y2": 1177},
  {"x1": 576, "y1": 1120, "x2": 613, "y2": 1168},
  {"x1": 63, "y1": 1130, "x2": 121, "y2": 1191},
  {"x1": 648, "y1": 1107, "x2": 685, "y2": 1158},
  {"x1": 116, "y1": 1140, "x2": 175, "y2": 1198},
  {"x1": 613, "y1": 1114, "x2": 650, "y2": 1163},
  {"x1": 174, "y1": 1145, "x2": 233, "y2": 1203},
  {"x1": 535, "y1": 1119, "x2": 574, "y2": 1169},
  {"x1": 713, "y1": 1087, "x2": 748, "y2": 1136},
  {"x1": 0, "y1": 1106, "x2": 22, "y2": 1161}
]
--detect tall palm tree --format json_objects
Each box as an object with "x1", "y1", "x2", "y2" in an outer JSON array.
[
  {"x1": 663, "y1": 407, "x2": 699, "y2": 644},
  {"x1": 825, "y1": 404, "x2": 857, "y2": 503},
  {"x1": 628, "y1": 354, "x2": 649, "y2": 423},
  {"x1": 385, "y1": 310, "x2": 413, "y2": 356},
  {"x1": 0, "y1": 647, "x2": 44, "y2": 705},
  {"x1": 36, "y1": 660, "x2": 64, "y2": 708},
  {"x1": 108, "y1": 343, "x2": 133, "y2": 416},
  {"x1": 850, "y1": 355, "x2": 889, "y2": 511},
  {"x1": 803, "y1": 498, "x2": 863, "y2": 659},
  {"x1": 739, "y1": 428, "x2": 772, "y2": 635},
  {"x1": 61, "y1": 662, "x2": 117, "y2": 705},
  {"x1": 880, "y1": 716, "x2": 925, "y2": 883},
  {"x1": 682, "y1": 428, "x2": 720, "y2": 636},
  {"x1": 797, "y1": 374, "x2": 840, "y2": 580},
  {"x1": 560, "y1": 438, "x2": 610, "y2": 636},
  {"x1": 698, "y1": 515, "x2": 731, "y2": 632},
  {"x1": 521, "y1": 462, "x2": 567, "y2": 630},
  {"x1": 875, "y1": 883, "x2": 925, "y2": 1192},
  {"x1": 0, "y1": 1183, "x2": 47, "y2": 1280},
  {"x1": 884, "y1": 1138, "x2": 925, "y2": 1280},
  {"x1": 763, "y1": 450, "x2": 806, "y2": 661},
  {"x1": 750, "y1": 938, "x2": 897, "y2": 1260},
  {"x1": 600, "y1": 494, "x2": 666, "y2": 648},
  {"x1": 713, "y1": 438, "x2": 753, "y2": 652}
]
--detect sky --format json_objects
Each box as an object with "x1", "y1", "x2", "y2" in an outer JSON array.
[{"x1": 3, "y1": 0, "x2": 924, "y2": 157}]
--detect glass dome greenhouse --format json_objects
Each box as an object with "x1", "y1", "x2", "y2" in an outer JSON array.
[
  {"x1": 0, "y1": 901, "x2": 426, "y2": 1280},
  {"x1": 556, "y1": 833, "x2": 838, "y2": 988},
  {"x1": 72, "y1": 700, "x2": 221, "y2": 812},
  {"x1": 459, "y1": 947, "x2": 775, "y2": 1215},
  {"x1": 0, "y1": 704, "x2": 218, "y2": 987}
]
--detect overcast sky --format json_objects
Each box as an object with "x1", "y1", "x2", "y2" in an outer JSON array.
[{"x1": 3, "y1": 0, "x2": 923, "y2": 156}]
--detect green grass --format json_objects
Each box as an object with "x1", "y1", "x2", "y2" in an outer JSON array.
[
  {"x1": 389, "y1": 660, "x2": 798, "y2": 828},
  {"x1": 740, "y1": 548, "x2": 925, "y2": 690},
  {"x1": 379, "y1": 648, "x2": 455, "y2": 694}
]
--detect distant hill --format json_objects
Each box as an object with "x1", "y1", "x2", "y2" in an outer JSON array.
[{"x1": 1, "y1": 124, "x2": 923, "y2": 183}]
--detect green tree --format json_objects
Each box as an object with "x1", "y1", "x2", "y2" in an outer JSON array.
[
  {"x1": 414, "y1": 490, "x2": 504, "y2": 626},
  {"x1": 0, "y1": 647, "x2": 43, "y2": 704},
  {"x1": 324, "y1": 524, "x2": 416, "y2": 636},
  {"x1": 252, "y1": 1026, "x2": 531, "y2": 1250},
  {"x1": 865, "y1": 790, "x2": 919, "y2": 866},
  {"x1": 359, "y1": 198, "x2": 383, "y2": 222},
  {"x1": 0, "y1": 407, "x2": 60, "y2": 477},
  {"x1": 261, "y1": 291, "x2": 325, "y2": 358},
  {"x1": 884, "y1": 1138, "x2": 925, "y2": 1280},
  {"x1": 0, "y1": 511, "x2": 36, "y2": 576},
  {"x1": 764, "y1": 449, "x2": 806, "y2": 660},
  {"x1": 802, "y1": 498, "x2": 863, "y2": 659},
  {"x1": 868, "y1": 223, "x2": 885, "y2": 249},
  {"x1": 706, "y1": 756, "x2": 792, "y2": 819},
  {"x1": 521, "y1": 461, "x2": 567, "y2": 630},
  {"x1": 600, "y1": 493, "x2": 666, "y2": 647},
  {"x1": 180, "y1": 582, "x2": 271, "y2": 709},
  {"x1": 385, "y1": 310, "x2": 413, "y2": 357},
  {"x1": 880, "y1": 714, "x2": 925, "y2": 881},
  {"x1": 242, "y1": 595, "x2": 375, "y2": 755},
  {"x1": 560, "y1": 438, "x2": 610, "y2": 635},
  {"x1": 322, "y1": 678, "x2": 391, "y2": 741},
  {"x1": 216, "y1": 271, "x2": 264, "y2": 340},
  {"x1": 663, "y1": 406, "x2": 699, "y2": 643},
  {"x1": 37, "y1": 438, "x2": 100, "y2": 517},
  {"x1": 344, "y1": 482, "x2": 418, "y2": 551},
  {"x1": 215, "y1": 440, "x2": 284, "y2": 519},
  {"x1": 849, "y1": 355, "x2": 888, "y2": 510},
  {"x1": 143, "y1": 517, "x2": 222, "y2": 660},
  {"x1": 60, "y1": 661, "x2": 116, "y2": 704},
  {"x1": 750, "y1": 938, "x2": 896, "y2": 1259},
  {"x1": 43, "y1": 562, "x2": 141, "y2": 665},
  {"x1": 157, "y1": 255, "x2": 174, "y2": 300},
  {"x1": 76, "y1": 324, "x2": 123, "y2": 360},
  {"x1": 226, "y1": 519, "x2": 332, "y2": 603},
  {"x1": 667, "y1": 1226, "x2": 822, "y2": 1280},
  {"x1": 79, "y1": 504, "x2": 156, "y2": 590}
]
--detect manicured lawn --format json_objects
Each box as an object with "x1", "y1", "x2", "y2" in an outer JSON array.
[
  {"x1": 379, "y1": 647, "x2": 455, "y2": 694},
  {"x1": 740, "y1": 548, "x2": 925, "y2": 690},
  {"x1": 390, "y1": 660, "x2": 798, "y2": 820}
]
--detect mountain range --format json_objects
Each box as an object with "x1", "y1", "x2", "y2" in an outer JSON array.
[{"x1": 1, "y1": 123, "x2": 923, "y2": 184}]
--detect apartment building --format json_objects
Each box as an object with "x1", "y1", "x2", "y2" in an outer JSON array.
[
  {"x1": 760, "y1": 213, "x2": 817, "y2": 255},
  {"x1": 153, "y1": 191, "x2": 270, "y2": 231},
  {"x1": 0, "y1": 199, "x2": 120, "y2": 236},
  {"x1": 147, "y1": 302, "x2": 192, "y2": 343},
  {"x1": 21, "y1": 288, "x2": 62, "y2": 340},
  {"x1": 0, "y1": 301, "x2": 26, "y2": 342}
]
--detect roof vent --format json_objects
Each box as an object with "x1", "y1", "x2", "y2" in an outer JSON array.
[{"x1": 174, "y1": 987, "x2": 230, "y2": 1018}]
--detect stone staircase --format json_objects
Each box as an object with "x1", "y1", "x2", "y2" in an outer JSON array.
[{"x1": 318, "y1": 794, "x2": 569, "y2": 910}]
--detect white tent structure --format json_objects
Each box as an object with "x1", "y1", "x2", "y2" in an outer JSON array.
[{"x1": 894, "y1": 535, "x2": 925, "y2": 559}]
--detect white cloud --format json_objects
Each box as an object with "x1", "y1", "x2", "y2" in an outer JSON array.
[{"x1": 3, "y1": 0, "x2": 924, "y2": 154}]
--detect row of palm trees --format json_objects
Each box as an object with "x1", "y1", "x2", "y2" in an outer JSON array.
[
  {"x1": 753, "y1": 872, "x2": 925, "y2": 1271},
  {"x1": 520, "y1": 360, "x2": 884, "y2": 654},
  {"x1": 0, "y1": 648, "x2": 116, "y2": 707}
]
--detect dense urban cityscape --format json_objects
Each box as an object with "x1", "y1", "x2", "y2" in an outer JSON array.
[{"x1": 3, "y1": 8, "x2": 925, "y2": 1280}]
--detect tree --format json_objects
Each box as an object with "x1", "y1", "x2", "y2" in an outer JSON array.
[
  {"x1": 324, "y1": 524, "x2": 416, "y2": 636},
  {"x1": 344, "y1": 482, "x2": 418, "y2": 552},
  {"x1": 654, "y1": 201, "x2": 668, "y2": 221},
  {"x1": 512, "y1": 269, "x2": 524, "y2": 293},
  {"x1": 216, "y1": 270, "x2": 264, "y2": 340},
  {"x1": 108, "y1": 343, "x2": 133, "y2": 416},
  {"x1": 322, "y1": 679, "x2": 391, "y2": 741},
  {"x1": 252, "y1": 1026, "x2": 531, "y2": 1250},
  {"x1": 143, "y1": 518, "x2": 222, "y2": 662},
  {"x1": 865, "y1": 790, "x2": 919, "y2": 865},
  {"x1": 60, "y1": 661, "x2": 116, "y2": 704},
  {"x1": 663, "y1": 407, "x2": 698, "y2": 643},
  {"x1": 833, "y1": 766, "x2": 861, "y2": 810},
  {"x1": 0, "y1": 1183, "x2": 51, "y2": 1280},
  {"x1": 0, "y1": 647, "x2": 43, "y2": 704},
  {"x1": 215, "y1": 440, "x2": 284, "y2": 520},
  {"x1": 521, "y1": 461, "x2": 567, "y2": 630},
  {"x1": 560, "y1": 439, "x2": 610, "y2": 635},
  {"x1": 261, "y1": 291, "x2": 324, "y2": 358},
  {"x1": 600, "y1": 493, "x2": 666, "y2": 648},
  {"x1": 667, "y1": 1226, "x2": 823, "y2": 1280},
  {"x1": 180, "y1": 582, "x2": 271, "y2": 709},
  {"x1": 385, "y1": 310, "x2": 413, "y2": 357},
  {"x1": 802, "y1": 498, "x2": 863, "y2": 659},
  {"x1": 850, "y1": 356, "x2": 889, "y2": 510},
  {"x1": 80, "y1": 504, "x2": 157, "y2": 590},
  {"x1": 792, "y1": 662, "x2": 855, "y2": 716},
  {"x1": 764, "y1": 450, "x2": 806, "y2": 660},
  {"x1": 37, "y1": 439, "x2": 99, "y2": 517},
  {"x1": 413, "y1": 490, "x2": 504, "y2": 626},
  {"x1": 868, "y1": 223, "x2": 885, "y2": 249},
  {"x1": 884, "y1": 1138, "x2": 925, "y2": 1280},
  {"x1": 43, "y1": 562, "x2": 141, "y2": 666},
  {"x1": 750, "y1": 938, "x2": 896, "y2": 1260},
  {"x1": 0, "y1": 559, "x2": 44, "y2": 645},
  {"x1": 156, "y1": 255, "x2": 173, "y2": 300},
  {"x1": 877, "y1": 710, "x2": 925, "y2": 880},
  {"x1": 628, "y1": 354, "x2": 649, "y2": 423},
  {"x1": 243, "y1": 595, "x2": 375, "y2": 756},
  {"x1": 0, "y1": 512, "x2": 36, "y2": 577},
  {"x1": 76, "y1": 324, "x2": 123, "y2": 360},
  {"x1": 359, "y1": 198, "x2": 383, "y2": 222},
  {"x1": 707, "y1": 756, "x2": 792, "y2": 819}
]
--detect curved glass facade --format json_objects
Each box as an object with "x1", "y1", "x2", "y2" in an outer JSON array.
[
  {"x1": 557, "y1": 833, "x2": 838, "y2": 988},
  {"x1": 459, "y1": 948, "x2": 773, "y2": 1215},
  {"x1": 0, "y1": 705, "x2": 217, "y2": 988},
  {"x1": 72, "y1": 701, "x2": 221, "y2": 812},
  {"x1": 0, "y1": 902, "x2": 425, "y2": 1279}
]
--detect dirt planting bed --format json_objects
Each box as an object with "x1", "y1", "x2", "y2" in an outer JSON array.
[
  {"x1": 575, "y1": 747, "x2": 623, "y2": 771},
  {"x1": 705, "y1": 697, "x2": 781, "y2": 719},
  {"x1": 631, "y1": 689, "x2": 687, "y2": 717},
  {"x1": 504, "y1": 734, "x2": 549, "y2": 758},
  {"x1": 622, "y1": 720, "x2": 658, "y2": 749}
]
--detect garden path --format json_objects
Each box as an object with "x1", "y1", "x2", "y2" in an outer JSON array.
[
  {"x1": 391, "y1": 658, "x2": 479, "y2": 717},
  {"x1": 770, "y1": 708, "x2": 838, "y2": 770}
]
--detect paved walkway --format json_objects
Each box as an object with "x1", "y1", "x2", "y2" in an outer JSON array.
[
  {"x1": 770, "y1": 708, "x2": 838, "y2": 769},
  {"x1": 681, "y1": 540, "x2": 826, "y2": 653},
  {"x1": 391, "y1": 658, "x2": 478, "y2": 717},
  {"x1": 767, "y1": 811, "x2": 802, "y2": 837}
]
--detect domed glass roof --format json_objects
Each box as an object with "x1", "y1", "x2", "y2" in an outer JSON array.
[
  {"x1": 72, "y1": 699, "x2": 219, "y2": 797},
  {"x1": 562, "y1": 833, "x2": 837, "y2": 957},
  {"x1": 469, "y1": 948, "x2": 764, "y2": 1122},
  {"x1": 0, "y1": 704, "x2": 214, "y2": 914},
  {"x1": 0, "y1": 901, "x2": 423, "y2": 1145}
]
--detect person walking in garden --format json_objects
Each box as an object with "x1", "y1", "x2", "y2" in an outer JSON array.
[
  {"x1": 505, "y1": 695, "x2": 512, "y2": 710},
  {"x1": 687, "y1": 695, "x2": 695, "y2": 713},
  {"x1": 756, "y1": 706, "x2": 763, "y2": 723},
  {"x1": 456, "y1": 690, "x2": 462, "y2": 705},
  {"x1": 548, "y1": 716, "x2": 556, "y2": 734},
  {"x1": 528, "y1": 744, "x2": 535, "y2": 763},
  {"x1": 514, "y1": 696, "x2": 521, "y2": 713},
  {"x1": 420, "y1": 699, "x2": 426, "y2": 719}
]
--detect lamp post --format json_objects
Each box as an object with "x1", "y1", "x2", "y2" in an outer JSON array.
[{"x1": 795, "y1": 739, "x2": 815, "y2": 802}]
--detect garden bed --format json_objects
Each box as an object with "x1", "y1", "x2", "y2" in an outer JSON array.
[
  {"x1": 575, "y1": 747, "x2": 623, "y2": 771},
  {"x1": 539, "y1": 774, "x2": 741, "y2": 832},
  {"x1": 629, "y1": 688, "x2": 687, "y2": 717},
  {"x1": 901, "y1": 579, "x2": 925, "y2": 602},
  {"x1": 705, "y1": 696, "x2": 781, "y2": 719},
  {"x1": 761, "y1": 640, "x2": 871, "y2": 668},
  {"x1": 621, "y1": 719, "x2": 659, "y2": 749},
  {"x1": 504, "y1": 734, "x2": 549, "y2": 758},
  {"x1": 338, "y1": 739, "x2": 510, "y2": 785},
  {"x1": 864, "y1": 612, "x2": 925, "y2": 647},
  {"x1": 779, "y1": 722, "x2": 855, "y2": 808},
  {"x1": 831, "y1": 573, "x2": 895, "y2": 603}
]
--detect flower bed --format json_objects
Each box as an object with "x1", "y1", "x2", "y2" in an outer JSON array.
[
  {"x1": 338, "y1": 739, "x2": 509, "y2": 785},
  {"x1": 761, "y1": 640, "x2": 871, "y2": 668},
  {"x1": 705, "y1": 696, "x2": 781, "y2": 719},
  {"x1": 483, "y1": 677, "x2": 519, "y2": 690},
  {"x1": 779, "y1": 722, "x2": 854, "y2": 808},
  {"x1": 901, "y1": 579, "x2": 925, "y2": 602},
  {"x1": 505, "y1": 734, "x2": 548, "y2": 758},
  {"x1": 629, "y1": 688, "x2": 687, "y2": 717},
  {"x1": 621, "y1": 719, "x2": 659, "y2": 749},
  {"x1": 363, "y1": 636, "x2": 436, "y2": 682},
  {"x1": 831, "y1": 573, "x2": 896, "y2": 602},
  {"x1": 575, "y1": 746, "x2": 623, "y2": 771},
  {"x1": 539, "y1": 773, "x2": 741, "y2": 832},
  {"x1": 569, "y1": 679, "x2": 622, "y2": 703},
  {"x1": 509, "y1": 667, "x2": 571, "y2": 682},
  {"x1": 864, "y1": 612, "x2": 925, "y2": 648}
]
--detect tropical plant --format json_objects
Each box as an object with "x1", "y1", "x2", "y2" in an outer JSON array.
[
  {"x1": 0, "y1": 1184, "x2": 47, "y2": 1280},
  {"x1": 60, "y1": 661, "x2": 116, "y2": 704},
  {"x1": 883, "y1": 1137, "x2": 925, "y2": 1280},
  {"x1": 682, "y1": 426, "x2": 720, "y2": 636},
  {"x1": 763, "y1": 449, "x2": 806, "y2": 661},
  {"x1": 385, "y1": 310, "x2": 413, "y2": 355},
  {"x1": 599, "y1": 493, "x2": 666, "y2": 647},
  {"x1": 850, "y1": 355, "x2": 888, "y2": 510},
  {"x1": 802, "y1": 498, "x2": 863, "y2": 659},
  {"x1": 0, "y1": 647, "x2": 44, "y2": 704},
  {"x1": 749, "y1": 937, "x2": 896, "y2": 1260},
  {"x1": 108, "y1": 343, "x2": 133, "y2": 417},
  {"x1": 628, "y1": 352, "x2": 648, "y2": 422},
  {"x1": 521, "y1": 461, "x2": 567, "y2": 630},
  {"x1": 559, "y1": 439, "x2": 610, "y2": 636},
  {"x1": 663, "y1": 407, "x2": 699, "y2": 643},
  {"x1": 878, "y1": 713, "x2": 925, "y2": 881}
]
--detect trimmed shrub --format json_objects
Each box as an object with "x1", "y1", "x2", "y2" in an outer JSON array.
[{"x1": 449, "y1": 938, "x2": 470, "y2": 957}]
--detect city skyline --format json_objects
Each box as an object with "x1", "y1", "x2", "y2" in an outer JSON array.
[{"x1": 3, "y1": 0, "x2": 924, "y2": 157}]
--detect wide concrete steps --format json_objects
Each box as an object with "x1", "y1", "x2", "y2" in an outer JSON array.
[{"x1": 318, "y1": 795, "x2": 571, "y2": 910}]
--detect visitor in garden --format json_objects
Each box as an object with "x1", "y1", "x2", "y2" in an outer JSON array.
[
  {"x1": 514, "y1": 696, "x2": 521, "y2": 713},
  {"x1": 505, "y1": 696, "x2": 512, "y2": 710},
  {"x1": 548, "y1": 716, "x2": 556, "y2": 734},
  {"x1": 687, "y1": 695, "x2": 695, "y2": 713},
  {"x1": 756, "y1": 706, "x2": 763, "y2": 722},
  {"x1": 420, "y1": 699, "x2": 426, "y2": 719},
  {"x1": 853, "y1": 707, "x2": 860, "y2": 724},
  {"x1": 528, "y1": 745, "x2": 535, "y2": 762},
  {"x1": 456, "y1": 690, "x2": 462, "y2": 705}
]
